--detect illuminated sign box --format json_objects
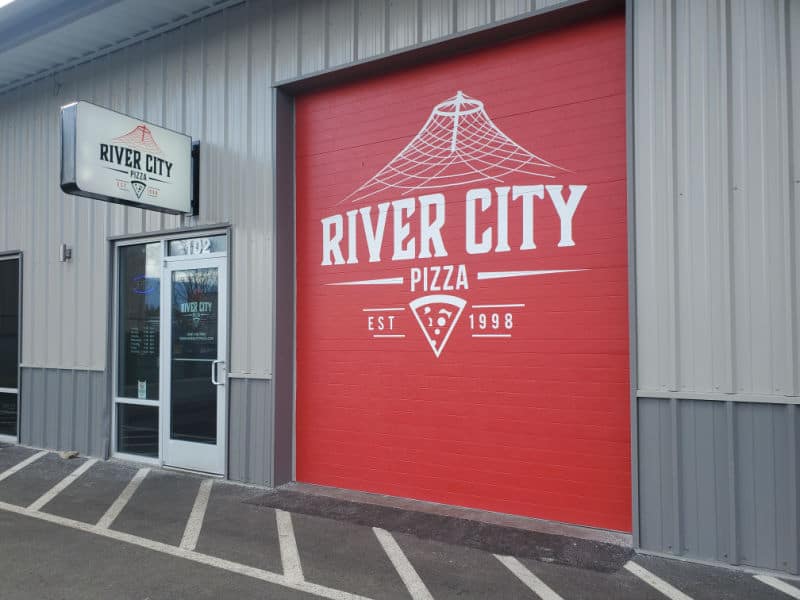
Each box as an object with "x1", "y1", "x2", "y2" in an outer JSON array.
[{"x1": 61, "y1": 101, "x2": 193, "y2": 214}]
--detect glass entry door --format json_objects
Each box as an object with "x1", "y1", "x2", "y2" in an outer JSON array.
[{"x1": 162, "y1": 257, "x2": 227, "y2": 474}]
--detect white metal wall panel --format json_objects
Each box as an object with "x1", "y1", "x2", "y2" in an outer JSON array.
[{"x1": 634, "y1": 0, "x2": 800, "y2": 400}]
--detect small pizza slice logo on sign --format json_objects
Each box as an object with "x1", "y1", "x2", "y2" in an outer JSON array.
[
  {"x1": 130, "y1": 180, "x2": 146, "y2": 199},
  {"x1": 409, "y1": 295, "x2": 466, "y2": 358}
]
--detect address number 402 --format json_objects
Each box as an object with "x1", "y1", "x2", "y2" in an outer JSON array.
[{"x1": 468, "y1": 312, "x2": 513, "y2": 330}]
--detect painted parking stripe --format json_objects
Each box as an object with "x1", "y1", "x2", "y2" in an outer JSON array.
[
  {"x1": 96, "y1": 467, "x2": 149, "y2": 529},
  {"x1": 495, "y1": 555, "x2": 564, "y2": 600},
  {"x1": 624, "y1": 561, "x2": 693, "y2": 600},
  {"x1": 0, "y1": 450, "x2": 47, "y2": 483},
  {"x1": 754, "y1": 575, "x2": 800, "y2": 599},
  {"x1": 28, "y1": 458, "x2": 98, "y2": 512},
  {"x1": 0, "y1": 499, "x2": 372, "y2": 600},
  {"x1": 276, "y1": 509, "x2": 304, "y2": 583},
  {"x1": 373, "y1": 527, "x2": 434, "y2": 600},
  {"x1": 180, "y1": 479, "x2": 213, "y2": 551}
]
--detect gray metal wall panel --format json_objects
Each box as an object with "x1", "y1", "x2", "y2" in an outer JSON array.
[
  {"x1": 638, "y1": 397, "x2": 799, "y2": 574},
  {"x1": 19, "y1": 367, "x2": 108, "y2": 458},
  {"x1": 228, "y1": 377, "x2": 273, "y2": 486},
  {"x1": 633, "y1": 0, "x2": 800, "y2": 400}
]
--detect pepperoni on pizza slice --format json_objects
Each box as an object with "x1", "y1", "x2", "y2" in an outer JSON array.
[{"x1": 409, "y1": 294, "x2": 466, "y2": 358}]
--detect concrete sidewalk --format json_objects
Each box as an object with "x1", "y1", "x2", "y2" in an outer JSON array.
[{"x1": 0, "y1": 443, "x2": 798, "y2": 600}]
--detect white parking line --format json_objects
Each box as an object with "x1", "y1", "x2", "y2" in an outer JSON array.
[
  {"x1": 276, "y1": 508, "x2": 304, "y2": 583},
  {"x1": 96, "y1": 467, "x2": 149, "y2": 529},
  {"x1": 373, "y1": 527, "x2": 434, "y2": 600},
  {"x1": 0, "y1": 450, "x2": 48, "y2": 483},
  {"x1": 495, "y1": 555, "x2": 564, "y2": 600},
  {"x1": 180, "y1": 479, "x2": 213, "y2": 551},
  {"x1": 624, "y1": 561, "x2": 694, "y2": 600},
  {"x1": 755, "y1": 575, "x2": 800, "y2": 598},
  {"x1": 0, "y1": 499, "x2": 372, "y2": 600},
  {"x1": 28, "y1": 458, "x2": 98, "y2": 512}
]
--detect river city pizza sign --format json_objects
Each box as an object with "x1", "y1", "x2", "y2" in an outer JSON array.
[
  {"x1": 318, "y1": 91, "x2": 589, "y2": 357},
  {"x1": 60, "y1": 101, "x2": 192, "y2": 214}
]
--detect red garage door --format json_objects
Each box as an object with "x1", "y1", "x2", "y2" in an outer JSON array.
[{"x1": 296, "y1": 13, "x2": 629, "y2": 531}]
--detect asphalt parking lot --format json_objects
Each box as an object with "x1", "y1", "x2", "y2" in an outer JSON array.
[{"x1": 0, "y1": 443, "x2": 798, "y2": 600}]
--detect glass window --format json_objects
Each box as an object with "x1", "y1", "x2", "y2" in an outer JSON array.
[
  {"x1": 170, "y1": 267, "x2": 219, "y2": 444},
  {"x1": 117, "y1": 243, "x2": 161, "y2": 400},
  {"x1": 168, "y1": 235, "x2": 226, "y2": 257},
  {"x1": 0, "y1": 259, "x2": 19, "y2": 390},
  {"x1": 0, "y1": 392, "x2": 16, "y2": 436},
  {"x1": 117, "y1": 403, "x2": 158, "y2": 457}
]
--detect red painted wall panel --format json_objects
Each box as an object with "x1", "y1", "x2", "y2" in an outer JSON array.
[{"x1": 295, "y1": 14, "x2": 630, "y2": 531}]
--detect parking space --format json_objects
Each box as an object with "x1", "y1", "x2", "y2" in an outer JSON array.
[
  {"x1": 292, "y1": 512, "x2": 410, "y2": 599},
  {"x1": 394, "y1": 532, "x2": 538, "y2": 599},
  {"x1": 194, "y1": 482, "x2": 284, "y2": 572},
  {"x1": 0, "y1": 452, "x2": 88, "y2": 507},
  {"x1": 629, "y1": 555, "x2": 795, "y2": 600},
  {"x1": 40, "y1": 460, "x2": 138, "y2": 524},
  {"x1": 520, "y1": 556, "x2": 664, "y2": 600},
  {"x1": 109, "y1": 469, "x2": 201, "y2": 545},
  {"x1": 1, "y1": 445, "x2": 799, "y2": 600}
]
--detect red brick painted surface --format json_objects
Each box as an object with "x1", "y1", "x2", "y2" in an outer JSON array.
[{"x1": 295, "y1": 14, "x2": 630, "y2": 531}]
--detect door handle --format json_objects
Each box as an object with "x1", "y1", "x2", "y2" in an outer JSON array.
[{"x1": 211, "y1": 360, "x2": 225, "y2": 385}]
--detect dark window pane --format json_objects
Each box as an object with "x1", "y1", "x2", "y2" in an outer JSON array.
[
  {"x1": 0, "y1": 259, "x2": 19, "y2": 389},
  {"x1": 117, "y1": 404, "x2": 158, "y2": 457},
  {"x1": 170, "y1": 267, "x2": 218, "y2": 444},
  {"x1": 118, "y1": 244, "x2": 160, "y2": 399},
  {"x1": 0, "y1": 392, "x2": 17, "y2": 437}
]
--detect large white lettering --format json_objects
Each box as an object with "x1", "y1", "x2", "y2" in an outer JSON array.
[
  {"x1": 319, "y1": 184, "x2": 588, "y2": 265},
  {"x1": 466, "y1": 188, "x2": 492, "y2": 255},
  {"x1": 546, "y1": 184, "x2": 587, "y2": 247}
]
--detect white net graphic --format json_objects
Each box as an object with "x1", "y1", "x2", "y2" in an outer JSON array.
[
  {"x1": 113, "y1": 125, "x2": 163, "y2": 155},
  {"x1": 343, "y1": 91, "x2": 566, "y2": 203}
]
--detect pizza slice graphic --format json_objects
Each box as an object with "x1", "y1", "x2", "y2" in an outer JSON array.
[
  {"x1": 131, "y1": 180, "x2": 146, "y2": 199},
  {"x1": 409, "y1": 294, "x2": 466, "y2": 358}
]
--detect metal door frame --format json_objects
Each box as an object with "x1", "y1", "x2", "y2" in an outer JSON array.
[{"x1": 110, "y1": 228, "x2": 230, "y2": 473}]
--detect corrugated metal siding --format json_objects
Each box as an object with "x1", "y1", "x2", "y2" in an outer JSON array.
[
  {"x1": 638, "y1": 397, "x2": 799, "y2": 574},
  {"x1": 633, "y1": 0, "x2": 800, "y2": 399},
  {"x1": 0, "y1": 0, "x2": 573, "y2": 375},
  {"x1": 19, "y1": 368, "x2": 108, "y2": 458},
  {"x1": 228, "y1": 377, "x2": 273, "y2": 485}
]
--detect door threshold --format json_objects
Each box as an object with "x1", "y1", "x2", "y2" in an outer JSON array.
[{"x1": 162, "y1": 464, "x2": 224, "y2": 478}]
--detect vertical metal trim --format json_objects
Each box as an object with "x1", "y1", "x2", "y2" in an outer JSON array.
[
  {"x1": 625, "y1": 0, "x2": 640, "y2": 547},
  {"x1": 271, "y1": 85, "x2": 279, "y2": 487},
  {"x1": 104, "y1": 240, "x2": 115, "y2": 460},
  {"x1": 724, "y1": 0, "x2": 738, "y2": 394},
  {"x1": 670, "y1": 396, "x2": 682, "y2": 555},
  {"x1": 383, "y1": 0, "x2": 390, "y2": 53},
  {"x1": 726, "y1": 400, "x2": 740, "y2": 564},
  {"x1": 323, "y1": 0, "x2": 331, "y2": 70},
  {"x1": 225, "y1": 227, "x2": 233, "y2": 479},
  {"x1": 271, "y1": 86, "x2": 297, "y2": 486},
  {"x1": 783, "y1": 0, "x2": 799, "y2": 397},
  {"x1": 291, "y1": 96, "x2": 297, "y2": 485},
  {"x1": 668, "y1": 0, "x2": 680, "y2": 393},
  {"x1": 17, "y1": 253, "x2": 22, "y2": 442},
  {"x1": 353, "y1": 0, "x2": 360, "y2": 62},
  {"x1": 787, "y1": 403, "x2": 799, "y2": 573}
]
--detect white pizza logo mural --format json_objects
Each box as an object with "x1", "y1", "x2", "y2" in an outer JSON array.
[{"x1": 320, "y1": 91, "x2": 589, "y2": 357}]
